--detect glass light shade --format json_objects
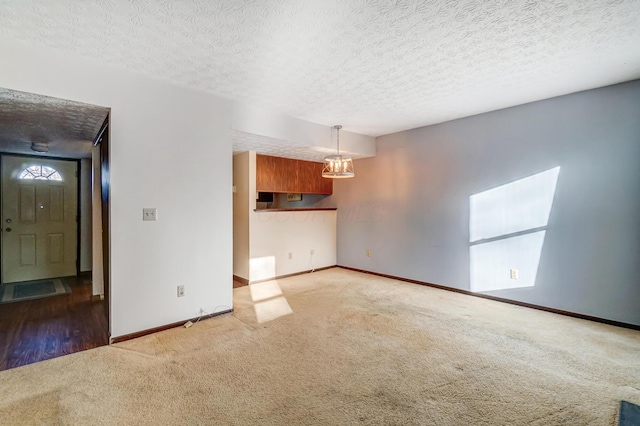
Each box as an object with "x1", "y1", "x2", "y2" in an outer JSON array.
[
  {"x1": 322, "y1": 155, "x2": 355, "y2": 178},
  {"x1": 31, "y1": 142, "x2": 49, "y2": 153}
]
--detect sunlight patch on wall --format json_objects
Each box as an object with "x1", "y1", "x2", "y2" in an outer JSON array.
[
  {"x1": 249, "y1": 256, "x2": 276, "y2": 282},
  {"x1": 470, "y1": 231, "x2": 547, "y2": 292},
  {"x1": 470, "y1": 167, "x2": 560, "y2": 241},
  {"x1": 469, "y1": 167, "x2": 559, "y2": 292}
]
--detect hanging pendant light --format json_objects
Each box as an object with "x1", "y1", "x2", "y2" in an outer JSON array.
[{"x1": 322, "y1": 125, "x2": 355, "y2": 179}]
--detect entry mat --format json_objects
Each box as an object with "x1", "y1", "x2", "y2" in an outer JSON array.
[
  {"x1": 0, "y1": 279, "x2": 71, "y2": 304},
  {"x1": 620, "y1": 401, "x2": 640, "y2": 426}
]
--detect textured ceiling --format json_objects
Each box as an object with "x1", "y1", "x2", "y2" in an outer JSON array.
[
  {"x1": 0, "y1": 88, "x2": 109, "y2": 159},
  {"x1": 0, "y1": 1, "x2": 639, "y2": 137},
  {"x1": 232, "y1": 130, "x2": 372, "y2": 163}
]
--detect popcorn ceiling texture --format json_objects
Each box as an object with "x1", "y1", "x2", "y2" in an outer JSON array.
[
  {"x1": 1, "y1": 0, "x2": 639, "y2": 136},
  {"x1": 232, "y1": 130, "x2": 372, "y2": 163},
  {"x1": 0, "y1": 89, "x2": 109, "y2": 158}
]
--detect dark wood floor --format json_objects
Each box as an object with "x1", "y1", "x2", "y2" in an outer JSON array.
[
  {"x1": 0, "y1": 274, "x2": 109, "y2": 371},
  {"x1": 233, "y1": 278, "x2": 247, "y2": 288}
]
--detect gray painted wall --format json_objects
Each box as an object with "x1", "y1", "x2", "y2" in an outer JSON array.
[{"x1": 333, "y1": 80, "x2": 640, "y2": 326}]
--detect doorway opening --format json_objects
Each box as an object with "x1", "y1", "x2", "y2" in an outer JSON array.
[{"x1": 0, "y1": 88, "x2": 110, "y2": 370}]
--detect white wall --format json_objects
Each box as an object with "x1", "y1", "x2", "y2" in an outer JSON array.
[
  {"x1": 246, "y1": 151, "x2": 337, "y2": 281},
  {"x1": 79, "y1": 158, "x2": 92, "y2": 272},
  {"x1": 0, "y1": 39, "x2": 233, "y2": 338},
  {"x1": 250, "y1": 210, "x2": 337, "y2": 281},
  {"x1": 233, "y1": 152, "x2": 250, "y2": 280},
  {"x1": 231, "y1": 102, "x2": 376, "y2": 157},
  {"x1": 333, "y1": 80, "x2": 640, "y2": 326}
]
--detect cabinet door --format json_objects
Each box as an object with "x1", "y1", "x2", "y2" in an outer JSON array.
[
  {"x1": 281, "y1": 157, "x2": 299, "y2": 192},
  {"x1": 256, "y1": 154, "x2": 297, "y2": 193},
  {"x1": 296, "y1": 160, "x2": 317, "y2": 193},
  {"x1": 257, "y1": 154, "x2": 332, "y2": 194},
  {"x1": 318, "y1": 167, "x2": 334, "y2": 194},
  {"x1": 256, "y1": 154, "x2": 274, "y2": 192},
  {"x1": 296, "y1": 160, "x2": 333, "y2": 195}
]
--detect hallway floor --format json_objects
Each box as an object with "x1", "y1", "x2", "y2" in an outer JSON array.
[{"x1": 0, "y1": 274, "x2": 108, "y2": 371}]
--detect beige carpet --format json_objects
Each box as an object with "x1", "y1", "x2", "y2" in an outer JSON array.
[{"x1": 0, "y1": 268, "x2": 638, "y2": 425}]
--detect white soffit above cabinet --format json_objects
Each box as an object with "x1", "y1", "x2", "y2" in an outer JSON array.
[
  {"x1": 232, "y1": 130, "x2": 371, "y2": 163},
  {"x1": 1, "y1": 0, "x2": 639, "y2": 137}
]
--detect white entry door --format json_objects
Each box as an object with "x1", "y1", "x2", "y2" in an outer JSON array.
[{"x1": 1, "y1": 156, "x2": 78, "y2": 283}]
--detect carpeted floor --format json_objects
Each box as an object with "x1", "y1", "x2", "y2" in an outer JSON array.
[{"x1": 0, "y1": 268, "x2": 638, "y2": 425}]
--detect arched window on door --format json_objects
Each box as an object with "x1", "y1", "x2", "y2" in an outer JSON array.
[{"x1": 18, "y1": 165, "x2": 63, "y2": 181}]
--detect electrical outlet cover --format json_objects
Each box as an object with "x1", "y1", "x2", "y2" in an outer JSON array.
[{"x1": 143, "y1": 208, "x2": 157, "y2": 221}]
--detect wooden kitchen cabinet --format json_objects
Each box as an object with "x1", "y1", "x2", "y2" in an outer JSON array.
[
  {"x1": 256, "y1": 154, "x2": 295, "y2": 193},
  {"x1": 296, "y1": 159, "x2": 333, "y2": 194},
  {"x1": 256, "y1": 154, "x2": 333, "y2": 195}
]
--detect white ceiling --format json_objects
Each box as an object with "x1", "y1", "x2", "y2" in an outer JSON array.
[
  {"x1": 0, "y1": 88, "x2": 109, "y2": 159},
  {"x1": 0, "y1": 0, "x2": 639, "y2": 138},
  {"x1": 232, "y1": 130, "x2": 371, "y2": 163}
]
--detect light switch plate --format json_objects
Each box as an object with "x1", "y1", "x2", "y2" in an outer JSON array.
[{"x1": 143, "y1": 208, "x2": 157, "y2": 221}]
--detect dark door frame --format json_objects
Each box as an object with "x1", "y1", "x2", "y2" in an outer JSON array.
[{"x1": 94, "y1": 114, "x2": 111, "y2": 338}]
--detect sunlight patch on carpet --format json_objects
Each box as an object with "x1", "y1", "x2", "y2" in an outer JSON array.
[
  {"x1": 254, "y1": 296, "x2": 293, "y2": 323},
  {"x1": 248, "y1": 281, "x2": 293, "y2": 323}
]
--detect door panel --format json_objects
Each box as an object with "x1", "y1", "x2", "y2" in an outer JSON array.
[
  {"x1": 19, "y1": 186, "x2": 36, "y2": 222},
  {"x1": 2, "y1": 156, "x2": 78, "y2": 283},
  {"x1": 19, "y1": 235, "x2": 36, "y2": 266},
  {"x1": 48, "y1": 234, "x2": 64, "y2": 263},
  {"x1": 49, "y1": 188, "x2": 64, "y2": 221}
]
